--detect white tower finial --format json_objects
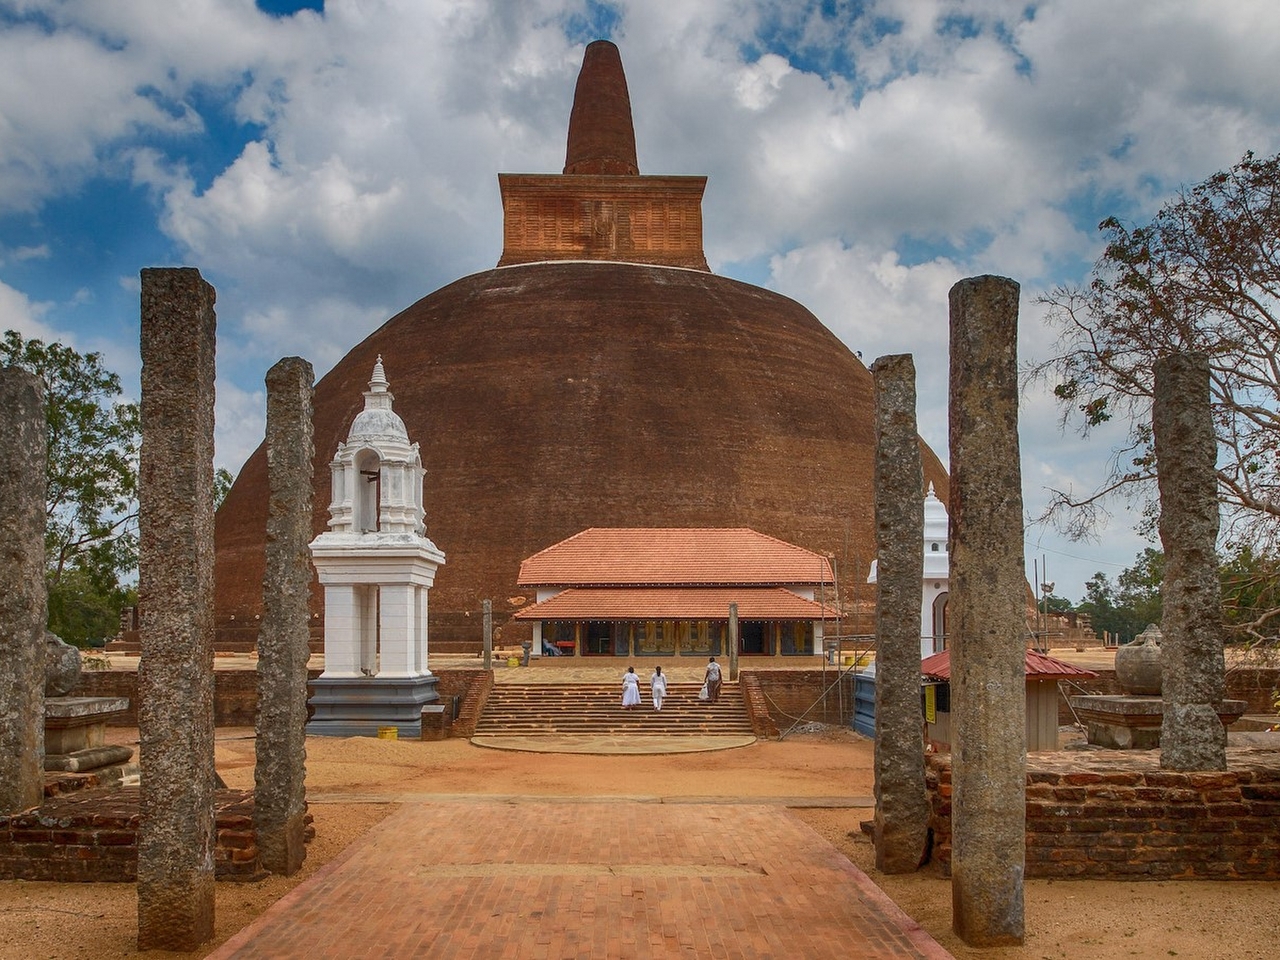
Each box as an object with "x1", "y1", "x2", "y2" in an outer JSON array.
[{"x1": 369, "y1": 355, "x2": 389, "y2": 393}]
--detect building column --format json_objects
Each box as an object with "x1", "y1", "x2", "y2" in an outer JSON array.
[
  {"x1": 378, "y1": 583, "x2": 417, "y2": 676},
  {"x1": 320, "y1": 585, "x2": 361, "y2": 677}
]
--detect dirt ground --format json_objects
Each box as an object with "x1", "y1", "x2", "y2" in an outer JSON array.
[{"x1": 1, "y1": 726, "x2": 1276, "y2": 959}]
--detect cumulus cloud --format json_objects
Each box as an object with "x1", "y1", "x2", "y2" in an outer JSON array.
[
  {"x1": 0, "y1": 277, "x2": 54, "y2": 337},
  {"x1": 4, "y1": 0, "x2": 1280, "y2": 594}
]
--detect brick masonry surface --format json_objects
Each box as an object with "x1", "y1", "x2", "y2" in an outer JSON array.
[
  {"x1": 0, "y1": 788, "x2": 312, "y2": 883},
  {"x1": 747, "y1": 668, "x2": 857, "y2": 727},
  {"x1": 926, "y1": 747, "x2": 1280, "y2": 880},
  {"x1": 208, "y1": 801, "x2": 951, "y2": 960}
]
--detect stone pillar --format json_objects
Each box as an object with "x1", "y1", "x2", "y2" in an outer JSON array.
[
  {"x1": 483, "y1": 599, "x2": 492, "y2": 670},
  {"x1": 254, "y1": 357, "x2": 314, "y2": 876},
  {"x1": 1154, "y1": 353, "x2": 1226, "y2": 771},
  {"x1": 947, "y1": 276, "x2": 1025, "y2": 946},
  {"x1": 136, "y1": 267, "x2": 217, "y2": 950},
  {"x1": 728, "y1": 603, "x2": 739, "y2": 679},
  {"x1": 870, "y1": 353, "x2": 930, "y2": 873},
  {"x1": 0, "y1": 368, "x2": 46, "y2": 814}
]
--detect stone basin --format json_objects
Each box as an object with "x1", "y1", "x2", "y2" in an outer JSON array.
[
  {"x1": 44, "y1": 696, "x2": 130, "y2": 755},
  {"x1": 1069, "y1": 694, "x2": 1248, "y2": 749}
]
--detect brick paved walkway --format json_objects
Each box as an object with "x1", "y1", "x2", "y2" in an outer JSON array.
[{"x1": 209, "y1": 800, "x2": 951, "y2": 959}]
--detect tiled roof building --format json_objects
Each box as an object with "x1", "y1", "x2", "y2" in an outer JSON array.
[{"x1": 515, "y1": 528, "x2": 837, "y2": 658}]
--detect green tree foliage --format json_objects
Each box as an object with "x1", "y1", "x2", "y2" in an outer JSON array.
[
  {"x1": 1079, "y1": 545, "x2": 1280, "y2": 649},
  {"x1": 1076, "y1": 549, "x2": 1164, "y2": 644},
  {"x1": 1, "y1": 330, "x2": 140, "y2": 644},
  {"x1": 45, "y1": 568, "x2": 136, "y2": 648},
  {"x1": 1114, "y1": 548, "x2": 1164, "y2": 633},
  {"x1": 1077, "y1": 572, "x2": 1139, "y2": 645},
  {"x1": 214, "y1": 466, "x2": 235, "y2": 510},
  {"x1": 1043, "y1": 594, "x2": 1074, "y2": 615},
  {"x1": 1032, "y1": 150, "x2": 1280, "y2": 549}
]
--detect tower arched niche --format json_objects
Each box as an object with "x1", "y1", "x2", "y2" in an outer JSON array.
[{"x1": 353, "y1": 448, "x2": 382, "y2": 534}]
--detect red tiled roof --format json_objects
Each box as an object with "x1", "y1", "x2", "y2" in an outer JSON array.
[
  {"x1": 512, "y1": 587, "x2": 834, "y2": 620},
  {"x1": 517, "y1": 528, "x2": 835, "y2": 586},
  {"x1": 919, "y1": 648, "x2": 1098, "y2": 681}
]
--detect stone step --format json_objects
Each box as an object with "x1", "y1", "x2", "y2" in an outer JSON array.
[{"x1": 475, "y1": 682, "x2": 752, "y2": 736}]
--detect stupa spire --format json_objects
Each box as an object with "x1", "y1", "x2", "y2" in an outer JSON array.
[{"x1": 563, "y1": 40, "x2": 639, "y2": 176}]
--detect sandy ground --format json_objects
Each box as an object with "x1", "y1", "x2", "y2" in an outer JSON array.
[{"x1": 1, "y1": 726, "x2": 1276, "y2": 959}]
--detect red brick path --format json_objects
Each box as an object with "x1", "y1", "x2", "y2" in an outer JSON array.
[{"x1": 209, "y1": 801, "x2": 952, "y2": 959}]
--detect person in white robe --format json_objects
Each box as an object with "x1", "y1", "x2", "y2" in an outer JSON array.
[
  {"x1": 650, "y1": 665, "x2": 667, "y2": 710},
  {"x1": 621, "y1": 666, "x2": 642, "y2": 709}
]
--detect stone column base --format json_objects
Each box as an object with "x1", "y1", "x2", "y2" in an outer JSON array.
[{"x1": 306, "y1": 676, "x2": 440, "y2": 738}]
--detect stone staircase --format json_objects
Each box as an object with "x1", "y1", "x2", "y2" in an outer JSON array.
[{"x1": 473, "y1": 682, "x2": 754, "y2": 738}]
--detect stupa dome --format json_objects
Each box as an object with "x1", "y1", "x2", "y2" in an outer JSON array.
[{"x1": 212, "y1": 40, "x2": 949, "y2": 650}]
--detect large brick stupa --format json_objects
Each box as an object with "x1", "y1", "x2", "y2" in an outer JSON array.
[{"x1": 212, "y1": 40, "x2": 949, "y2": 651}]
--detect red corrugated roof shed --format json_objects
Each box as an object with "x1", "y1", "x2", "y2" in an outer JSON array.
[
  {"x1": 517, "y1": 528, "x2": 835, "y2": 586},
  {"x1": 512, "y1": 586, "x2": 834, "y2": 621},
  {"x1": 919, "y1": 648, "x2": 1098, "y2": 680}
]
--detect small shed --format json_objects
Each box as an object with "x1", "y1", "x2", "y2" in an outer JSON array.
[{"x1": 919, "y1": 648, "x2": 1097, "y2": 752}]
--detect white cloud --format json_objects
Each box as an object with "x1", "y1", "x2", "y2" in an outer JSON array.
[
  {"x1": 0, "y1": 277, "x2": 55, "y2": 337},
  {"x1": 214, "y1": 375, "x2": 266, "y2": 478}
]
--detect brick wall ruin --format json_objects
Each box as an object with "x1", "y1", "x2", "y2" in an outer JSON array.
[
  {"x1": 0, "y1": 788, "x2": 311, "y2": 883},
  {"x1": 926, "y1": 749, "x2": 1280, "y2": 880}
]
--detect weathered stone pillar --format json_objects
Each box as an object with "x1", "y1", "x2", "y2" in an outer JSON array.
[
  {"x1": 254, "y1": 357, "x2": 315, "y2": 875},
  {"x1": 483, "y1": 599, "x2": 492, "y2": 670},
  {"x1": 137, "y1": 267, "x2": 217, "y2": 950},
  {"x1": 0, "y1": 368, "x2": 46, "y2": 814},
  {"x1": 1154, "y1": 353, "x2": 1226, "y2": 771},
  {"x1": 870, "y1": 353, "x2": 930, "y2": 873},
  {"x1": 728, "y1": 602, "x2": 739, "y2": 679},
  {"x1": 947, "y1": 275, "x2": 1025, "y2": 946}
]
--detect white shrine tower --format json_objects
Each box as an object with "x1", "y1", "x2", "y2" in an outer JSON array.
[
  {"x1": 867, "y1": 483, "x2": 950, "y2": 658},
  {"x1": 306, "y1": 357, "x2": 446, "y2": 737}
]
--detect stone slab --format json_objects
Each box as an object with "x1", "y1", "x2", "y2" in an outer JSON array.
[
  {"x1": 44, "y1": 696, "x2": 130, "y2": 719},
  {"x1": 44, "y1": 745, "x2": 135, "y2": 772}
]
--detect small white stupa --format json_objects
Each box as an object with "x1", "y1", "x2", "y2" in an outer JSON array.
[
  {"x1": 306, "y1": 357, "x2": 447, "y2": 737},
  {"x1": 866, "y1": 483, "x2": 950, "y2": 658}
]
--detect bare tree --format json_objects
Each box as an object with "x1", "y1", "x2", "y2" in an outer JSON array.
[{"x1": 1030, "y1": 150, "x2": 1280, "y2": 551}]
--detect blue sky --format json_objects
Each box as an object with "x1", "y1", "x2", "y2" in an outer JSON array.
[{"x1": 3, "y1": 0, "x2": 1280, "y2": 604}]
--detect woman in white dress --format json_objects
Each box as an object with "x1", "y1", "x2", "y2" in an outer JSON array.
[
  {"x1": 621, "y1": 666, "x2": 642, "y2": 709},
  {"x1": 650, "y1": 665, "x2": 667, "y2": 711}
]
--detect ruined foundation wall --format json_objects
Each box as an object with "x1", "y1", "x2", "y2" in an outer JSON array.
[
  {"x1": 0, "y1": 789, "x2": 305, "y2": 883},
  {"x1": 926, "y1": 749, "x2": 1280, "y2": 880}
]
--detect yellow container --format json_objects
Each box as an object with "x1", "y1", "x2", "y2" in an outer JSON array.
[
  {"x1": 507, "y1": 656, "x2": 521, "y2": 667},
  {"x1": 376, "y1": 726, "x2": 398, "y2": 740}
]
